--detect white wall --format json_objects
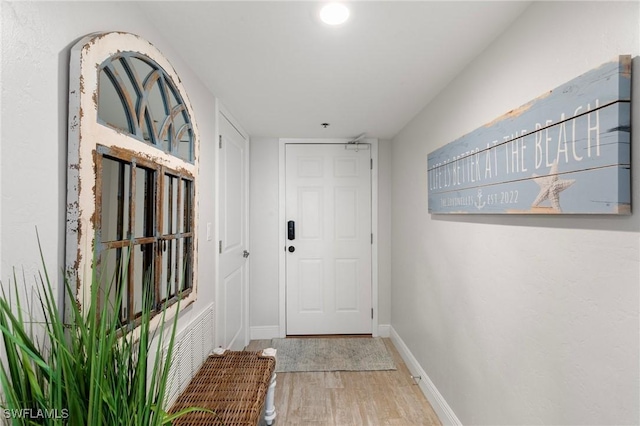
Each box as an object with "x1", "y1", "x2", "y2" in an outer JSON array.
[
  {"x1": 249, "y1": 138, "x2": 393, "y2": 335},
  {"x1": 391, "y1": 2, "x2": 639, "y2": 424},
  {"x1": 249, "y1": 137, "x2": 280, "y2": 330},
  {"x1": 0, "y1": 1, "x2": 218, "y2": 338},
  {"x1": 378, "y1": 139, "x2": 392, "y2": 326}
]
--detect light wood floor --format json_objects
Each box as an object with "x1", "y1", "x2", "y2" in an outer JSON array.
[{"x1": 246, "y1": 338, "x2": 442, "y2": 425}]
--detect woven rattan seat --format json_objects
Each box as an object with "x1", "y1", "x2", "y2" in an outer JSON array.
[{"x1": 169, "y1": 351, "x2": 276, "y2": 426}]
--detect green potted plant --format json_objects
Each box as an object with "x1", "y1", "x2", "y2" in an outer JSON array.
[{"x1": 0, "y1": 237, "x2": 204, "y2": 425}]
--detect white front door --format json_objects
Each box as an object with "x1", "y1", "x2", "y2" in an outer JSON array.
[
  {"x1": 218, "y1": 115, "x2": 249, "y2": 349},
  {"x1": 285, "y1": 143, "x2": 372, "y2": 335}
]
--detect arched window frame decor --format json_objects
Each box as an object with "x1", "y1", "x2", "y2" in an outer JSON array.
[{"x1": 66, "y1": 32, "x2": 200, "y2": 332}]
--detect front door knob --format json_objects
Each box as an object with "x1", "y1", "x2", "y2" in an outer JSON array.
[{"x1": 288, "y1": 246, "x2": 295, "y2": 253}]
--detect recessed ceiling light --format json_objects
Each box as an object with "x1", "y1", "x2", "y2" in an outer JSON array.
[{"x1": 320, "y1": 3, "x2": 350, "y2": 26}]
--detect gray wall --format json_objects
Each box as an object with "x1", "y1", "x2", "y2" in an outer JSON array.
[
  {"x1": 1, "y1": 1, "x2": 218, "y2": 336},
  {"x1": 390, "y1": 1, "x2": 639, "y2": 424}
]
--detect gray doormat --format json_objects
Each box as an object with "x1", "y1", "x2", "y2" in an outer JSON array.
[{"x1": 270, "y1": 337, "x2": 396, "y2": 373}]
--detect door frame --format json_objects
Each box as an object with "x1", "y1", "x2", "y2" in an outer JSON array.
[
  {"x1": 215, "y1": 105, "x2": 251, "y2": 349},
  {"x1": 278, "y1": 138, "x2": 379, "y2": 337}
]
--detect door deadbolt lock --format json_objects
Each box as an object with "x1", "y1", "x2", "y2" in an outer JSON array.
[{"x1": 288, "y1": 246, "x2": 295, "y2": 253}]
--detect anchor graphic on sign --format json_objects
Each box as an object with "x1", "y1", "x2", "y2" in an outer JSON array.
[{"x1": 475, "y1": 189, "x2": 486, "y2": 210}]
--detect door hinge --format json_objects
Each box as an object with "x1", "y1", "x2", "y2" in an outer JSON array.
[
  {"x1": 371, "y1": 308, "x2": 374, "y2": 319},
  {"x1": 371, "y1": 233, "x2": 373, "y2": 244},
  {"x1": 219, "y1": 240, "x2": 222, "y2": 254},
  {"x1": 219, "y1": 135, "x2": 222, "y2": 149},
  {"x1": 370, "y1": 158, "x2": 373, "y2": 170}
]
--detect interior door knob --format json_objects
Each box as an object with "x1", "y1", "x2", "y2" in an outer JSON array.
[{"x1": 243, "y1": 250, "x2": 250, "y2": 258}]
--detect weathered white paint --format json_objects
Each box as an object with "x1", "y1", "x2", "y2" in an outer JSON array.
[
  {"x1": 427, "y1": 56, "x2": 632, "y2": 215},
  {"x1": 67, "y1": 31, "x2": 200, "y2": 331},
  {"x1": 1, "y1": 0, "x2": 219, "y2": 376},
  {"x1": 391, "y1": 2, "x2": 639, "y2": 424}
]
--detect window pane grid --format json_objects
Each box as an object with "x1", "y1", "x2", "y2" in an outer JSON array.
[
  {"x1": 97, "y1": 246, "x2": 130, "y2": 325},
  {"x1": 96, "y1": 147, "x2": 194, "y2": 328},
  {"x1": 98, "y1": 156, "x2": 133, "y2": 243},
  {"x1": 97, "y1": 52, "x2": 195, "y2": 163},
  {"x1": 99, "y1": 63, "x2": 136, "y2": 134},
  {"x1": 160, "y1": 172, "x2": 194, "y2": 303}
]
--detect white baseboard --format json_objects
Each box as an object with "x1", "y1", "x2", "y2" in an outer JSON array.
[
  {"x1": 250, "y1": 325, "x2": 280, "y2": 340},
  {"x1": 390, "y1": 327, "x2": 462, "y2": 426},
  {"x1": 252, "y1": 324, "x2": 391, "y2": 339},
  {"x1": 377, "y1": 324, "x2": 391, "y2": 337}
]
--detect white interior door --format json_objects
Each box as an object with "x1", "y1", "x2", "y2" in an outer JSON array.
[
  {"x1": 218, "y1": 115, "x2": 249, "y2": 349},
  {"x1": 285, "y1": 143, "x2": 372, "y2": 335}
]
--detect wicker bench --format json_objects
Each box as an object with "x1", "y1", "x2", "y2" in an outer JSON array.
[{"x1": 169, "y1": 349, "x2": 277, "y2": 426}]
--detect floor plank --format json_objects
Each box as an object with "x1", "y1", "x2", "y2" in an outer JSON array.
[{"x1": 247, "y1": 338, "x2": 441, "y2": 425}]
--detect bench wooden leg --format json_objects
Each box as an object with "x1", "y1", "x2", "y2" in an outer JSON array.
[{"x1": 264, "y1": 372, "x2": 277, "y2": 425}]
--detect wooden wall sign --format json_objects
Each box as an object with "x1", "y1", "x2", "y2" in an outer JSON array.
[{"x1": 427, "y1": 55, "x2": 631, "y2": 214}]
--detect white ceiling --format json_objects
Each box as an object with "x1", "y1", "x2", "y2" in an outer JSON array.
[{"x1": 144, "y1": 1, "x2": 531, "y2": 140}]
